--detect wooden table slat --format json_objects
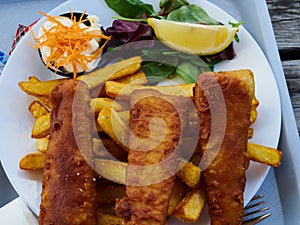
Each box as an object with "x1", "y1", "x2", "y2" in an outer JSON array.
[
  {"x1": 267, "y1": 0, "x2": 300, "y2": 50},
  {"x1": 267, "y1": 0, "x2": 300, "y2": 137},
  {"x1": 282, "y1": 60, "x2": 300, "y2": 135}
]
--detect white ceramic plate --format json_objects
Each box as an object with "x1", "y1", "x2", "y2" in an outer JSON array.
[{"x1": 0, "y1": 0, "x2": 281, "y2": 224}]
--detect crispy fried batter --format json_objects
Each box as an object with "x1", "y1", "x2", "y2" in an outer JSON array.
[
  {"x1": 115, "y1": 89, "x2": 189, "y2": 225},
  {"x1": 194, "y1": 70, "x2": 254, "y2": 225},
  {"x1": 38, "y1": 80, "x2": 96, "y2": 225}
]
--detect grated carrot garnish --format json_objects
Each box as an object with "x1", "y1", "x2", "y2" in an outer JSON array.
[{"x1": 30, "y1": 11, "x2": 111, "y2": 79}]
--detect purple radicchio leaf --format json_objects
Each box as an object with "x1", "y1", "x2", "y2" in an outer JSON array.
[
  {"x1": 106, "y1": 20, "x2": 155, "y2": 48},
  {"x1": 200, "y1": 42, "x2": 236, "y2": 70},
  {"x1": 210, "y1": 42, "x2": 236, "y2": 61}
]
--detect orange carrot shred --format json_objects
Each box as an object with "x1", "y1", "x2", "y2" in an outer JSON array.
[{"x1": 31, "y1": 10, "x2": 111, "y2": 79}]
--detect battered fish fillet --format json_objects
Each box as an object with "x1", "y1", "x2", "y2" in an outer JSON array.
[
  {"x1": 115, "y1": 89, "x2": 189, "y2": 225},
  {"x1": 38, "y1": 80, "x2": 96, "y2": 225},
  {"x1": 194, "y1": 70, "x2": 254, "y2": 225}
]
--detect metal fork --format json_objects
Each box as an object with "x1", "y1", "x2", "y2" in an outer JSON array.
[{"x1": 243, "y1": 195, "x2": 271, "y2": 225}]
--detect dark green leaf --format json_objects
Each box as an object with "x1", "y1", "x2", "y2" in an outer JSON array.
[
  {"x1": 159, "y1": 0, "x2": 189, "y2": 16},
  {"x1": 167, "y1": 4, "x2": 219, "y2": 24},
  {"x1": 142, "y1": 62, "x2": 176, "y2": 83},
  {"x1": 176, "y1": 62, "x2": 197, "y2": 83},
  {"x1": 176, "y1": 60, "x2": 210, "y2": 83},
  {"x1": 234, "y1": 34, "x2": 240, "y2": 42},
  {"x1": 104, "y1": 0, "x2": 155, "y2": 19},
  {"x1": 141, "y1": 46, "x2": 179, "y2": 83}
]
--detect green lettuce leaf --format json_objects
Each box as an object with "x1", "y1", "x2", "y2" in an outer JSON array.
[{"x1": 104, "y1": 0, "x2": 155, "y2": 19}]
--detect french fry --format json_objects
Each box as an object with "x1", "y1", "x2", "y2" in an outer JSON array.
[
  {"x1": 250, "y1": 96, "x2": 259, "y2": 124},
  {"x1": 172, "y1": 186, "x2": 206, "y2": 223},
  {"x1": 117, "y1": 111, "x2": 129, "y2": 125},
  {"x1": 78, "y1": 56, "x2": 143, "y2": 89},
  {"x1": 95, "y1": 121, "x2": 104, "y2": 134},
  {"x1": 19, "y1": 152, "x2": 46, "y2": 170},
  {"x1": 176, "y1": 160, "x2": 201, "y2": 188},
  {"x1": 93, "y1": 138, "x2": 109, "y2": 158},
  {"x1": 247, "y1": 142, "x2": 282, "y2": 167},
  {"x1": 28, "y1": 101, "x2": 50, "y2": 119},
  {"x1": 28, "y1": 75, "x2": 40, "y2": 82},
  {"x1": 31, "y1": 113, "x2": 51, "y2": 139},
  {"x1": 90, "y1": 98, "x2": 123, "y2": 114},
  {"x1": 105, "y1": 81, "x2": 194, "y2": 100},
  {"x1": 37, "y1": 96, "x2": 52, "y2": 109},
  {"x1": 115, "y1": 70, "x2": 147, "y2": 85},
  {"x1": 248, "y1": 127, "x2": 254, "y2": 139},
  {"x1": 18, "y1": 78, "x2": 66, "y2": 97},
  {"x1": 168, "y1": 179, "x2": 189, "y2": 216},
  {"x1": 97, "y1": 213, "x2": 125, "y2": 225},
  {"x1": 95, "y1": 159, "x2": 127, "y2": 184},
  {"x1": 36, "y1": 137, "x2": 49, "y2": 153},
  {"x1": 97, "y1": 107, "x2": 129, "y2": 151}
]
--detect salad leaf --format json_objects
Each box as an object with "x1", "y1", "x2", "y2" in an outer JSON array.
[
  {"x1": 104, "y1": 0, "x2": 155, "y2": 19},
  {"x1": 142, "y1": 62, "x2": 176, "y2": 83},
  {"x1": 106, "y1": 20, "x2": 154, "y2": 48},
  {"x1": 208, "y1": 42, "x2": 236, "y2": 61},
  {"x1": 176, "y1": 60, "x2": 209, "y2": 83},
  {"x1": 229, "y1": 21, "x2": 244, "y2": 42},
  {"x1": 159, "y1": 0, "x2": 189, "y2": 16},
  {"x1": 141, "y1": 47, "x2": 179, "y2": 83},
  {"x1": 166, "y1": 4, "x2": 220, "y2": 24},
  {"x1": 176, "y1": 62, "x2": 199, "y2": 83}
]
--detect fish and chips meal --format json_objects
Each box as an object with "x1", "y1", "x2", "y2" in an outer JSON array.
[
  {"x1": 18, "y1": 56, "x2": 282, "y2": 225},
  {"x1": 16, "y1": 2, "x2": 282, "y2": 225}
]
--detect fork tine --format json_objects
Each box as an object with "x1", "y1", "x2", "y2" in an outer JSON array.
[
  {"x1": 243, "y1": 212, "x2": 271, "y2": 225},
  {"x1": 244, "y1": 200, "x2": 266, "y2": 210},
  {"x1": 250, "y1": 195, "x2": 264, "y2": 201},
  {"x1": 243, "y1": 195, "x2": 271, "y2": 225},
  {"x1": 244, "y1": 206, "x2": 269, "y2": 217}
]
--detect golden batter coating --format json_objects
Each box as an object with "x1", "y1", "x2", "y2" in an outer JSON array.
[
  {"x1": 115, "y1": 89, "x2": 189, "y2": 225},
  {"x1": 194, "y1": 70, "x2": 254, "y2": 225},
  {"x1": 38, "y1": 80, "x2": 96, "y2": 225}
]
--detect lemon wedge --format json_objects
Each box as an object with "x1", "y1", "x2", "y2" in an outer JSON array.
[{"x1": 148, "y1": 18, "x2": 238, "y2": 55}]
